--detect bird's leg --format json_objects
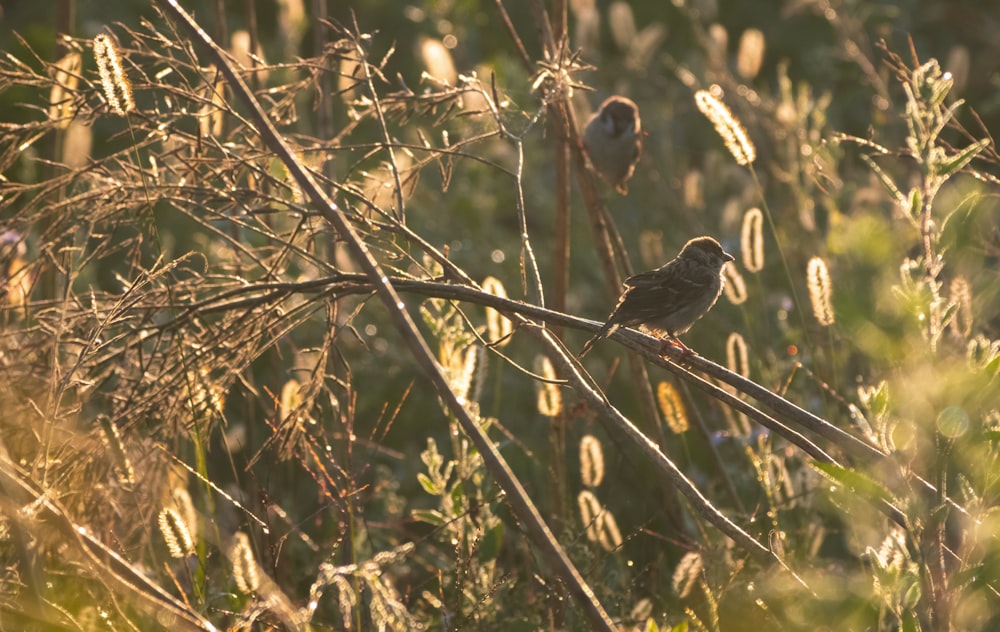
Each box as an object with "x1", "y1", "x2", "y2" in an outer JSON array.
[{"x1": 657, "y1": 335, "x2": 695, "y2": 358}]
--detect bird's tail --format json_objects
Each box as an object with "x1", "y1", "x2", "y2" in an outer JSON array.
[{"x1": 579, "y1": 323, "x2": 618, "y2": 357}]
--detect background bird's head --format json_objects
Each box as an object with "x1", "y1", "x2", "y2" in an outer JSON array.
[{"x1": 596, "y1": 96, "x2": 640, "y2": 138}]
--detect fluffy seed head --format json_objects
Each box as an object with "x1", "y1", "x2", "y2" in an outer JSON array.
[
  {"x1": 93, "y1": 34, "x2": 134, "y2": 115},
  {"x1": 722, "y1": 262, "x2": 747, "y2": 305},
  {"x1": 230, "y1": 532, "x2": 260, "y2": 593},
  {"x1": 577, "y1": 490, "x2": 602, "y2": 542},
  {"x1": 726, "y1": 332, "x2": 749, "y2": 378},
  {"x1": 695, "y1": 89, "x2": 755, "y2": 165},
  {"x1": 482, "y1": 276, "x2": 513, "y2": 346},
  {"x1": 737, "y1": 28, "x2": 766, "y2": 80},
  {"x1": 50, "y1": 52, "x2": 82, "y2": 128},
  {"x1": 672, "y1": 551, "x2": 704, "y2": 599},
  {"x1": 579, "y1": 435, "x2": 605, "y2": 488},
  {"x1": 948, "y1": 276, "x2": 972, "y2": 338},
  {"x1": 740, "y1": 207, "x2": 765, "y2": 272},
  {"x1": 807, "y1": 257, "x2": 834, "y2": 326},
  {"x1": 536, "y1": 356, "x2": 562, "y2": 417},
  {"x1": 657, "y1": 381, "x2": 689, "y2": 434},
  {"x1": 158, "y1": 508, "x2": 195, "y2": 558}
]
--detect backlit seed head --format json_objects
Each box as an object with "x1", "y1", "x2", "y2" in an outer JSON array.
[
  {"x1": 807, "y1": 257, "x2": 835, "y2": 326},
  {"x1": 419, "y1": 37, "x2": 457, "y2": 85},
  {"x1": 577, "y1": 490, "x2": 602, "y2": 542},
  {"x1": 672, "y1": 551, "x2": 704, "y2": 599},
  {"x1": 726, "y1": 332, "x2": 749, "y2": 378},
  {"x1": 608, "y1": 2, "x2": 637, "y2": 51},
  {"x1": 656, "y1": 381, "x2": 689, "y2": 434},
  {"x1": 49, "y1": 52, "x2": 82, "y2": 128},
  {"x1": 158, "y1": 508, "x2": 195, "y2": 558},
  {"x1": 695, "y1": 88, "x2": 756, "y2": 166},
  {"x1": 683, "y1": 169, "x2": 704, "y2": 210},
  {"x1": 482, "y1": 276, "x2": 513, "y2": 346},
  {"x1": 536, "y1": 356, "x2": 562, "y2": 417},
  {"x1": 198, "y1": 67, "x2": 226, "y2": 138},
  {"x1": 706, "y1": 24, "x2": 728, "y2": 68},
  {"x1": 576, "y1": 489, "x2": 621, "y2": 551},
  {"x1": 869, "y1": 527, "x2": 909, "y2": 573},
  {"x1": 722, "y1": 261, "x2": 747, "y2": 305},
  {"x1": 93, "y1": 34, "x2": 135, "y2": 115},
  {"x1": 441, "y1": 343, "x2": 479, "y2": 404},
  {"x1": 169, "y1": 487, "x2": 198, "y2": 543},
  {"x1": 966, "y1": 335, "x2": 1000, "y2": 373},
  {"x1": 280, "y1": 379, "x2": 303, "y2": 424},
  {"x1": 736, "y1": 28, "x2": 766, "y2": 80},
  {"x1": 740, "y1": 207, "x2": 765, "y2": 272},
  {"x1": 99, "y1": 417, "x2": 135, "y2": 485},
  {"x1": 948, "y1": 276, "x2": 972, "y2": 338},
  {"x1": 230, "y1": 532, "x2": 260, "y2": 593},
  {"x1": 595, "y1": 508, "x2": 622, "y2": 552},
  {"x1": 579, "y1": 434, "x2": 605, "y2": 488}
]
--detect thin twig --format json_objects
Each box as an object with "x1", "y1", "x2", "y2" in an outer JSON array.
[
  {"x1": 491, "y1": 0, "x2": 533, "y2": 73},
  {"x1": 155, "y1": 2, "x2": 616, "y2": 628},
  {"x1": 350, "y1": 13, "x2": 407, "y2": 223},
  {"x1": 521, "y1": 323, "x2": 777, "y2": 562},
  {"x1": 162, "y1": 273, "x2": 850, "y2": 467},
  {"x1": 0, "y1": 456, "x2": 218, "y2": 632}
]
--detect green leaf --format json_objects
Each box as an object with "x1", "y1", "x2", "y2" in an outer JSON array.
[
  {"x1": 420, "y1": 438, "x2": 441, "y2": 469},
  {"x1": 411, "y1": 509, "x2": 447, "y2": 526},
  {"x1": 813, "y1": 462, "x2": 896, "y2": 506},
  {"x1": 907, "y1": 187, "x2": 921, "y2": 218},
  {"x1": 936, "y1": 138, "x2": 991, "y2": 178},
  {"x1": 477, "y1": 523, "x2": 504, "y2": 562},
  {"x1": 950, "y1": 563, "x2": 984, "y2": 590},
  {"x1": 860, "y1": 154, "x2": 906, "y2": 205},
  {"x1": 900, "y1": 582, "x2": 920, "y2": 632},
  {"x1": 930, "y1": 98, "x2": 964, "y2": 140},
  {"x1": 417, "y1": 472, "x2": 440, "y2": 495},
  {"x1": 450, "y1": 480, "x2": 465, "y2": 509},
  {"x1": 901, "y1": 610, "x2": 922, "y2": 632},
  {"x1": 984, "y1": 353, "x2": 1000, "y2": 377}
]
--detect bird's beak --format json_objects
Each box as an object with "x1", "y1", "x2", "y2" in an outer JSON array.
[{"x1": 724, "y1": 252, "x2": 735, "y2": 262}]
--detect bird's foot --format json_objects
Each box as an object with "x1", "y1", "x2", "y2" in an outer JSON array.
[{"x1": 657, "y1": 337, "x2": 696, "y2": 359}]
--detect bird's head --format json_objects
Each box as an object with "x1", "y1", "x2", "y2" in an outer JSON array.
[
  {"x1": 597, "y1": 96, "x2": 640, "y2": 138},
  {"x1": 679, "y1": 236, "x2": 735, "y2": 269}
]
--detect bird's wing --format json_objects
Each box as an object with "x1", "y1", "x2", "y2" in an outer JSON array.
[
  {"x1": 623, "y1": 261, "x2": 717, "y2": 290},
  {"x1": 612, "y1": 264, "x2": 718, "y2": 326},
  {"x1": 622, "y1": 267, "x2": 671, "y2": 289}
]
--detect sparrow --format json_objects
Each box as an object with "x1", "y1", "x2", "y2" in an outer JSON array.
[
  {"x1": 582, "y1": 96, "x2": 642, "y2": 195},
  {"x1": 581, "y1": 236, "x2": 734, "y2": 356}
]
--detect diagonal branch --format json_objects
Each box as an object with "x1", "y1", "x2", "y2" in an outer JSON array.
[
  {"x1": 521, "y1": 322, "x2": 777, "y2": 562},
  {"x1": 163, "y1": 274, "x2": 849, "y2": 472},
  {"x1": 154, "y1": 2, "x2": 616, "y2": 629}
]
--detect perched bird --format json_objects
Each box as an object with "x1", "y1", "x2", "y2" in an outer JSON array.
[
  {"x1": 582, "y1": 96, "x2": 642, "y2": 195},
  {"x1": 581, "y1": 236, "x2": 734, "y2": 356}
]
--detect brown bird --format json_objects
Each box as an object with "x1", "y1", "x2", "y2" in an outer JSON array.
[
  {"x1": 581, "y1": 236, "x2": 734, "y2": 356},
  {"x1": 582, "y1": 96, "x2": 642, "y2": 195}
]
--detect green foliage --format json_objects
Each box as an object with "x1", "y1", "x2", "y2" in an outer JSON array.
[{"x1": 1, "y1": 1, "x2": 999, "y2": 631}]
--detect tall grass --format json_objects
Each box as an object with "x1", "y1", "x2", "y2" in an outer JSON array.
[{"x1": 0, "y1": 2, "x2": 997, "y2": 630}]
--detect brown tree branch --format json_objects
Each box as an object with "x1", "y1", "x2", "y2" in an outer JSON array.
[{"x1": 155, "y1": 2, "x2": 616, "y2": 628}]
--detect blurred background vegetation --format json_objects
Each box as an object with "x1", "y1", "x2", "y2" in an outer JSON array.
[{"x1": 0, "y1": 0, "x2": 998, "y2": 630}]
